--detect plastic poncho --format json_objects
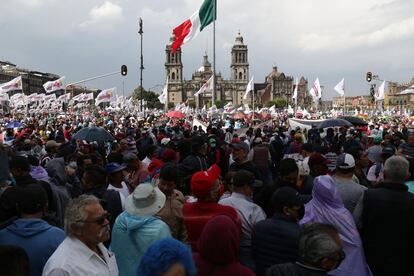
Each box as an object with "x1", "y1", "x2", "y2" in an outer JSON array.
[
  {"x1": 110, "y1": 211, "x2": 171, "y2": 276},
  {"x1": 300, "y1": 175, "x2": 372, "y2": 276}
]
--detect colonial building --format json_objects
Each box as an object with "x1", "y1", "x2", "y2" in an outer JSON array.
[
  {"x1": 385, "y1": 78, "x2": 414, "y2": 110},
  {"x1": 0, "y1": 60, "x2": 60, "y2": 96},
  {"x1": 165, "y1": 33, "x2": 249, "y2": 107},
  {"x1": 332, "y1": 95, "x2": 375, "y2": 111}
]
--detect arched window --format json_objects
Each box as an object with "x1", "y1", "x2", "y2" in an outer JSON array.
[
  {"x1": 239, "y1": 72, "x2": 243, "y2": 80},
  {"x1": 171, "y1": 72, "x2": 176, "y2": 80}
]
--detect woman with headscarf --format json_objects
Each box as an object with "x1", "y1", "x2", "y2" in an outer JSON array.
[
  {"x1": 193, "y1": 215, "x2": 255, "y2": 276},
  {"x1": 300, "y1": 175, "x2": 372, "y2": 276}
]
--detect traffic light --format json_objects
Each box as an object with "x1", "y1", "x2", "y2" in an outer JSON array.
[
  {"x1": 121, "y1": 65, "x2": 127, "y2": 76},
  {"x1": 366, "y1": 72, "x2": 372, "y2": 82}
]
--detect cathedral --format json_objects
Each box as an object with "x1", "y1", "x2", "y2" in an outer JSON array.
[
  {"x1": 165, "y1": 33, "x2": 250, "y2": 108},
  {"x1": 164, "y1": 33, "x2": 311, "y2": 108}
]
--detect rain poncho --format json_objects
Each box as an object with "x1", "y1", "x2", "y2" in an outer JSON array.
[
  {"x1": 300, "y1": 175, "x2": 372, "y2": 276},
  {"x1": 110, "y1": 211, "x2": 171, "y2": 276}
]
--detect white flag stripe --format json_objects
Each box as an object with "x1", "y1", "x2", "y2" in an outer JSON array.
[
  {"x1": 334, "y1": 78, "x2": 345, "y2": 96},
  {"x1": 243, "y1": 76, "x2": 254, "y2": 100}
]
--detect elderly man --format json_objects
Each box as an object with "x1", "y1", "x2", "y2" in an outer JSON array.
[
  {"x1": 43, "y1": 195, "x2": 118, "y2": 276},
  {"x1": 229, "y1": 141, "x2": 262, "y2": 181},
  {"x1": 353, "y1": 156, "x2": 414, "y2": 276},
  {"x1": 266, "y1": 223, "x2": 344, "y2": 276}
]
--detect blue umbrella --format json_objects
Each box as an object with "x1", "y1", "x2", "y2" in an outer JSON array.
[
  {"x1": 72, "y1": 126, "x2": 114, "y2": 143},
  {"x1": 5, "y1": 121, "x2": 24, "y2": 129},
  {"x1": 318, "y1": 119, "x2": 352, "y2": 129}
]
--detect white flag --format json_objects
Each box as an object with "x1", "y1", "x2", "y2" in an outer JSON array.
[
  {"x1": 243, "y1": 76, "x2": 254, "y2": 100},
  {"x1": 73, "y1": 93, "x2": 85, "y2": 102},
  {"x1": 194, "y1": 75, "x2": 213, "y2": 96},
  {"x1": 0, "y1": 76, "x2": 22, "y2": 93},
  {"x1": 44, "y1": 94, "x2": 57, "y2": 102},
  {"x1": 43, "y1": 76, "x2": 66, "y2": 93},
  {"x1": 82, "y1": 93, "x2": 94, "y2": 102},
  {"x1": 158, "y1": 79, "x2": 168, "y2": 104},
  {"x1": 334, "y1": 78, "x2": 345, "y2": 96},
  {"x1": 375, "y1": 81, "x2": 385, "y2": 100},
  {"x1": 309, "y1": 78, "x2": 321, "y2": 99},
  {"x1": 0, "y1": 93, "x2": 9, "y2": 102},
  {"x1": 95, "y1": 88, "x2": 116, "y2": 105},
  {"x1": 292, "y1": 78, "x2": 298, "y2": 99}
]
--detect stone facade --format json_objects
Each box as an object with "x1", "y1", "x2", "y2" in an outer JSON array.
[
  {"x1": 385, "y1": 78, "x2": 414, "y2": 110},
  {"x1": 164, "y1": 33, "x2": 249, "y2": 107}
]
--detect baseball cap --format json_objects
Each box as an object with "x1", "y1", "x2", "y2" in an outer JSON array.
[
  {"x1": 271, "y1": 187, "x2": 310, "y2": 208},
  {"x1": 191, "y1": 164, "x2": 221, "y2": 198},
  {"x1": 231, "y1": 141, "x2": 249, "y2": 152},
  {"x1": 308, "y1": 153, "x2": 329, "y2": 167},
  {"x1": 336, "y1": 153, "x2": 355, "y2": 169},
  {"x1": 382, "y1": 146, "x2": 396, "y2": 157},
  {"x1": 45, "y1": 140, "x2": 61, "y2": 150},
  {"x1": 239, "y1": 133, "x2": 247, "y2": 139},
  {"x1": 232, "y1": 170, "x2": 262, "y2": 188},
  {"x1": 105, "y1": 162, "x2": 126, "y2": 174},
  {"x1": 374, "y1": 136, "x2": 382, "y2": 143}
]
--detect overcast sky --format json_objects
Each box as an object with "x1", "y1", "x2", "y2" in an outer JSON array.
[{"x1": 1, "y1": 0, "x2": 414, "y2": 99}]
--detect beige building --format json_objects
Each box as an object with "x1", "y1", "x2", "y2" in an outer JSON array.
[
  {"x1": 165, "y1": 33, "x2": 249, "y2": 108},
  {"x1": 385, "y1": 78, "x2": 414, "y2": 110},
  {"x1": 332, "y1": 95, "x2": 375, "y2": 111}
]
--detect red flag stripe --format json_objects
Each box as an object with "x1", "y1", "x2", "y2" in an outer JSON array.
[{"x1": 172, "y1": 19, "x2": 192, "y2": 53}]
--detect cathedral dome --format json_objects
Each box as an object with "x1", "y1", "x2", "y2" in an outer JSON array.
[{"x1": 234, "y1": 32, "x2": 244, "y2": 46}]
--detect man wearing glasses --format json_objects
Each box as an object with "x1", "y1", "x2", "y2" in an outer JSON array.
[{"x1": 42, "y1": 195, "x2": 118, "y2": 276}]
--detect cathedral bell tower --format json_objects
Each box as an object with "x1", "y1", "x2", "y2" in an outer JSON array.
[
  {"x1": 230, "y1": 32, "x2": 249, "y2": 105},
  {"x1": 165, "y1": 36, "x2": 184, "y2": 105}
]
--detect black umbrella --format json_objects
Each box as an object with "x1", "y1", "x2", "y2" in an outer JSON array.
[
  {"x1": 73, "y1": 127, "x2": 114, "y2": 143},
  {"x1": 318, "y1": 119, "x2": 353, "y2": 129},
  {"x1": 338, "y1": 116, "x2": 368, "y2": 126}
]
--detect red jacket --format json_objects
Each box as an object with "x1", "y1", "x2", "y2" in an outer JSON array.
[{"x1": 183, "y1": 202, "x2": 241, "y2": 252}]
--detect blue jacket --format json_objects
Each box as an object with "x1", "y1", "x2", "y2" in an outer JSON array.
[
  {"x1": 0, "y1": 218, "x2": 65, "y2": 276},
  {"x1": 110, "y1": 211, "x2": 171, "y2": 276}
]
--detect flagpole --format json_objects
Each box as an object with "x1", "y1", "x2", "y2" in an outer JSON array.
[
  {"x1": 252, "y1": 83, "x2": 255, "y2": 126},
  {"x1": 212, "y1": 0, "x2": 216, "y2": 107}
]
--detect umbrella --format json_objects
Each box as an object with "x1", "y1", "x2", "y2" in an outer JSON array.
[
  {"x1": 338, "y1": 116, "x2": 368, "y2": 126},
  {"x1": 318, "y1": 119, "x2": 352, "y2": 129},
  {"x1": 5, "y1": 121, "x2": 24, "y2": 129},
  {"x1": 166, "y1": 111, "x2": 185, "y2": 119},
  {"x1": 233, "y1": 112, "x2": 245, "y2": 119},
  {"x1": 73, "y1": 127, "x2": 114, "y2": 143}
]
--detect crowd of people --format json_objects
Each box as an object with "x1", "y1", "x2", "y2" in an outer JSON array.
[{"x1": 0, "y1": 111, "x2": 413, "y2": 276}]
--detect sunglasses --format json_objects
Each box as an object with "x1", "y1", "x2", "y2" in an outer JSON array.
[{"x1": 77, "y1": 212, "x2": 111, "y2": 225}]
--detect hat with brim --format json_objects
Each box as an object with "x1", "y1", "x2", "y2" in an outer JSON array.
[
  {"x1": 125, "y1": 183, "x2": 166, "y2": 216},
  {"x1": 105, "y1": 162, "x2": 127, "y2": 174}
]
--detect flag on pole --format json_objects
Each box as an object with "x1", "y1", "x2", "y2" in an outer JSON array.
[
  {"x1": 375, "y1": 81, "x2": 385, "y2": 100},
  {"x1": 43, "y1": 76, "x2": 66, "y2": 93},
  {"x1": 0, "y1": 76, "x2": 22, "y2": 93},
  {"x1": 194, "y1": 75, "x2": 213, "y2": 96},
  {"x1": 309, "y1": 78, "x2": 321, "y2": 99},
  {"x1": 243, "y1": 76, "x2": 254, "y2": 100},
  {"x1": 334, "y1": 78, "x2": 345, "y2": 96},
  {"x1": 171, "y1": 0, "x2": 216, "y2": 53},
  {"x1": 158, "y1": 78, "x2": 168, "y2": 104},
  {"x1": 292, "y1": 78, "x2": 298, "y2": 99},
  {"x1": 82, "y1": 93, "x2": 94, "y2": 102},
  {"x1": 95, "y1": 88, "x2": 116, "y2": 105}
]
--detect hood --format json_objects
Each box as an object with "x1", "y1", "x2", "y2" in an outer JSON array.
[
  {"x1": 30, "y1": 166, "x2": 50, "y2": 183},
  {"x1": 116, "y1": 211, "x2": 161, "y2": 231},
  {"x1": 7, "y1": 218, "x2": 51, "y2": 237},
  {"x1": 45, "y1": 157, "x2": 67, "y2": 186},
  {"x1": 198, "y1": 215, "x2": 240, "y2": 265},
  {"x1": 312, "y1": 175, "x2": 344, "y2": 209}
]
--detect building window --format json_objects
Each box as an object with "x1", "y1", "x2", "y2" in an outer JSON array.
[
  {"x1": 239, "y1": 72, "x2": 242, "y2": 80},
  {"x1": 172, "y1": 72, "x2": 176, "y2": 80}
]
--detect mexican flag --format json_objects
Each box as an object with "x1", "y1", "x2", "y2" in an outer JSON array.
[{"x1": 171, "y1": 0, "x2": 216, "y2": 53}]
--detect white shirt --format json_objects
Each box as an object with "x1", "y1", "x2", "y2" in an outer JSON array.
[
  {"x1": 219, "y1": 192, "x2": 266, "y2": 247},
  {"x1": 42, "y1": 236, "x2": 118, "y2": 276}
]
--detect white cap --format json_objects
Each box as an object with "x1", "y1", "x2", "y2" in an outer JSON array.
[{"x1": 337, "y1": 153, "x2": 355, "y2": 169}]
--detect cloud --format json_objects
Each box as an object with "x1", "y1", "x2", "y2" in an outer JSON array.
[
  {"x1": 79, "y1": 1, "x2": 123, "y2": 29},
  {"x1": 298, "y1": 16, "x2": 414, "y2": 51}
]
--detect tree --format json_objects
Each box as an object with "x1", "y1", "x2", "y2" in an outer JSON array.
[
  {"x1": 274, "y1": 98, "x2": 287, "y2": 108},
  {"x1": 132, "y1": 86, "x2": 163, "y2": 109},
  {"x1": 188, "y1": 100, "x2": 196, "y2": 108},
  {"x1": 214, "y1": 100, "x2": 223, "y2": 108}
]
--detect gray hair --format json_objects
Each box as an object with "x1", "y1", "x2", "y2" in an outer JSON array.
[
  {"x1": 384, "y1": 156, "x2": 409, "y2": 183},
  {"x1": 64, "y1": 194, "x2": 100, "y2": 235},
  {"x1": 299, "y1": 223, "x2": 341, "y2": 265}
]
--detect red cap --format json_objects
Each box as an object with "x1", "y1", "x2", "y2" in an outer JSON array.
[{"x1": 191, "y1": 164, "x2": 221, "y2": 198}]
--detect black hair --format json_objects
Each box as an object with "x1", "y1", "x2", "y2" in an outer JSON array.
[
  {"x1": 279, "y1": 158, "x2": 299, "y2": 176},
  {"x1": 83, "y1": 165, "x2": 107, "y2": 188},
  {"x1": 27, "y1": 155, "x2": 40, "y2": 167},
  {"x1": 16, "y1": 184, "x2": 48, "y2": 215},
  {"x1": 107, "y1": 152, "x2": 124, "y2": 164},
  {"x1": 9, "y1": 156, "x2": 30, "y2": 172},
  {"x1": 159, "y1": 164, "x2": 177, "y2": 182},
  {"x1": 147, "y1": 145, "x2": 158, "y2": 157},
  {"x1": 0, "y1": 245, "x2": 30, "y2": 276}
]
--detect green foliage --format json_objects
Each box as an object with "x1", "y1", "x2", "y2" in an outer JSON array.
[
  {"x1": 266, "y1": 98, "x2": 287, "y2": 108},
  {"x1": 132, "y1": 86, "x2": 163, "y2": 109},
  {"x1": 188, "y1": 100, "x2": 196, "y2": 108},
  {"x1": 168, "y1": 102, "x2": 175, "y2": 109},
  {"x1": 214, "y1": 100, "x2": 223, "y2": 108}
]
